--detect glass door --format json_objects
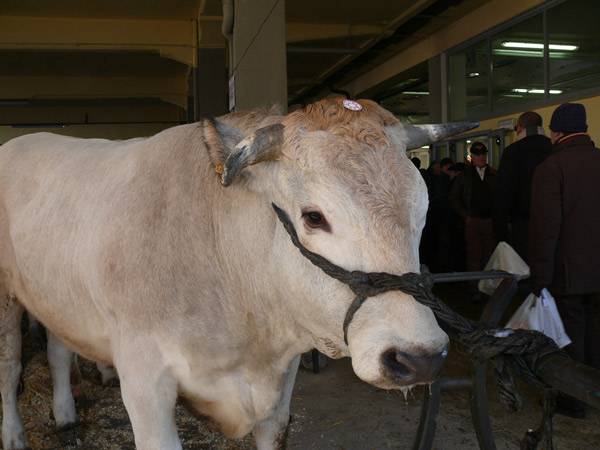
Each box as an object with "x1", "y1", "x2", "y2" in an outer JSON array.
[
  {"x1": 431, "y1": 140, "x2": 450, "y2": 163},
  {"x1": 486, "y1": 129, "x2": 505, "y2": 168}
]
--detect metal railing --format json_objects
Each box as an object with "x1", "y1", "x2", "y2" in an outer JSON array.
[{"x1": 413, "y1": 270, "x2": 600, "y2": 450}]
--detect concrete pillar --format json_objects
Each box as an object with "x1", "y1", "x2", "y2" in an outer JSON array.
[
  {"x1": 448, "y1": 53, "x2": 467, "y2": 121},
  {"x1": 428, "y1": 56, "x2": 443, "y2": 123},
  {"x1": 230, "y1": 0, "x2": 287, "y2": 113},
  {"x1": 197, "y1": 48, "x2": 228, "y2": 117}
]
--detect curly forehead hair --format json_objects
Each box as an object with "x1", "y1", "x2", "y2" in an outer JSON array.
[{"x1": 284, "y1": 99, "x2": 398, "y2": 146}]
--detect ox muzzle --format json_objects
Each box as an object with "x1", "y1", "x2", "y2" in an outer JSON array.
[{"x1": 271, "y1": 203, "x2": 449, "y2": 385}]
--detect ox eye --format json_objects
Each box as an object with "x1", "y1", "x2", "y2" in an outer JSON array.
[{"x1": 301, "y1": 210, "x2": 328, "y2": 230}]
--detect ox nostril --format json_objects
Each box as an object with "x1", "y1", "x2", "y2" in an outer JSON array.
[
  {"x1": 381, "y1": 349, "x2": 414, "y2": 380},
  {"x1": 381, "y1": 345, "x2": 450, "y2": 386}
]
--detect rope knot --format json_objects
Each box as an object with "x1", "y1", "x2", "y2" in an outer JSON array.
[
  {"x1": 349, "y1": 271, "x2": 373, "y2": 297},
  {"x1": 419, "y1": 265, "x2": 434, "y2": 289}
]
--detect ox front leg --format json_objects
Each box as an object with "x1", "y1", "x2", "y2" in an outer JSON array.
[
  {"x1": 116, "y1": 344, "x2": 181, "y2": 450},
  {"x1": 0, "y1": 296, "x2": 29, "y2": 450},
  {"x1": 253, "y1": 356, "x2": 300, "y2": 450},
  {"x1": 46, "y1": 331, "x2": 78, "y2": 430}
]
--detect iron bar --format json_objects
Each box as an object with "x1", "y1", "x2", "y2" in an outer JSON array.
[
  {"x1": 536, "y1": 354, "x2": 600, "y2": 409},
  {"x1": 287, "y1": 47, "x2": 361, "y2": 54},
  {"x1": 432, "y1": 270, "x2": 514, "y2": 283}
]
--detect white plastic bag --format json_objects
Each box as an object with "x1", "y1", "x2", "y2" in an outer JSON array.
[
  {"x1": 505, "y1": 288, "x2": 571, "y2": 348},
  {"x1": 478, "y1": 241, "x2": 530, "y2": 295}
]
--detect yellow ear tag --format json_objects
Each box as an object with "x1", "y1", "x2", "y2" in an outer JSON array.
[{"x1": 215, "y1": 163, "x2": 224, "y2": 174}]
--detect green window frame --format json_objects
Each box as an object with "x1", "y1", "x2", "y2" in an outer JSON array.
[{"x1": 447, "y1": 0, "x2": 600, "y2": 121}]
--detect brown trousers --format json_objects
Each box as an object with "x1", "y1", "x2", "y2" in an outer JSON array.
[
  {"x1": 554, "y1": 292, "x2": 600, "y2": 409},
  {"x1": 555, "y1": 293, "x2": 600, "y2": 369}
]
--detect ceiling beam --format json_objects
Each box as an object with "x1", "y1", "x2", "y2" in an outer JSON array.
[
  {"x1": 286, "y1": 23, "x2": 389, "y2": 43},
  {"x1": 196, "y1": 20, "x2": 389, "y2": 48},
  {"x1": 0, "y1": 16, "x2": 197, "y2": 66},
  {"x1": 198, "y1": 19, "x2": 227, "y2": 47},
  {"x1": 0, "y1": 103, "x2": 181, "y2": 125},
  {"x1": 385, "y1": 0, "x2": 438, "y2": 30},
  {"x1": 289, "y1": 0, "x2": 437, "y2": 103},
  {"x1": 0, "y1": 75, "x2": 189, "y2": 109}
]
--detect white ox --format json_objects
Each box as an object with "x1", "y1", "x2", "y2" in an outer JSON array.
[{"x1": 0, "y1": 99, "x2": 475, "y2": 450}]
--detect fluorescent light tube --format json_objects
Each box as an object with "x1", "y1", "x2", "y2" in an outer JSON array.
[{"x1": 501, "y1": 41, "x2": 578, "y2": 51}]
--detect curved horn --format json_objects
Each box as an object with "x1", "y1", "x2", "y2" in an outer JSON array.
[
  {"x1": 402, "y1": 122, "x2": 479, "y2": 150},
  {"x1": 221, "y1": 124, "x2": 285, "y2": 186}
]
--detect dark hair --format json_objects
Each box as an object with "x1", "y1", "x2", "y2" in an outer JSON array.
[
  {"x1": 440, "y1": 157, "x2": 453, "y2": 167},
  {"x1": 517, "y1": 111, "x2": 543, "y2": 128},
  {"x1": 449, "y1": 162, "x2": 465, "y2": 172},
  {"x1": 411, "y1": 157, "x2": 421, "y2": 169}
]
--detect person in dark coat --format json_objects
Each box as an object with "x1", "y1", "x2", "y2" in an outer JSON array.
[
  {"x1": 432, "y1": 157, "x2": 454, "y2": 210},
  {"x1": 448, "y1": 162, "x2": 465, "y2": 178},
  {"x1": 413, "y1": 156, "x2": 434, "y2": 266},
  {"x1": 411, "y1": 157, "x2": 428, "y2": 180},
  {"x1": 493, "y1": 111, "x2": 552, "y2": 263},
  {"x1": 431, "y1": 157, "x2": 455, "y2": 272},
  {"x1": 449, "y1": 142, "x2": 497, "y2": 298},
  {"x1": 529, "y1": 102, "x2": 600, "y2": 418}
]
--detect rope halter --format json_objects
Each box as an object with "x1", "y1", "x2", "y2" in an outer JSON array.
[
  {"x1": 271, "y1": 203, "x2": 435, "y2": 344},
  {"x1": 271, "y1": 202, "x2": 566, "y2": 450}
]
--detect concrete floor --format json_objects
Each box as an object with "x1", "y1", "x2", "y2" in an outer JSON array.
[
  {"x1": 287, "y1": 352, "x2": 599, "y2": 449},
  {"x1": 286, "y1": 283, "x2": 600, "y2": 450},
  {"x1": 5, "y1": 282, "x2": 599, "y2": 449}
]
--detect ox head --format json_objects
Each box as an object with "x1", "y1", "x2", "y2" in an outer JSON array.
[{"x1": 219, "y1": 99, "x2": 477, "y2": 390}]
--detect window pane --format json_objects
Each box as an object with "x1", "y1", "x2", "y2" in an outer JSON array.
[
  {"x1": 491, "y1": 15, "x2": 544, "y2": 110},
  {"x1": 449, "y1": 40, "x2": 489, "y2": 120},
  {"x1": 548, "y1": 0, "x2": 600, "y2": 96}
]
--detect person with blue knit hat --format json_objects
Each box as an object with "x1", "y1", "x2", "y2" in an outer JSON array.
[
  {"x1": 549, "y1": 102, "x2": 588, "y2": 136},
  {"x1": 529, "y1": 103, "x2": 600, "y2": 419}
]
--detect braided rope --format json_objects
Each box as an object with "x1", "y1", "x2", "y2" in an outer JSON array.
[{"x1": 272, "y1": 203, "x2": 565, "y2": 449}]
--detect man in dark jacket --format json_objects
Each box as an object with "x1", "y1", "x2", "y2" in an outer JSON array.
[
  {"x1": 493, "y1": 111, "x2": 552, "y2": 263},
  {"x1": 529, "y1": 103, "x2": 600, "y2": 418},
  {"x1": 450, "y1": 142, "x2": 496, "y2": 298}
]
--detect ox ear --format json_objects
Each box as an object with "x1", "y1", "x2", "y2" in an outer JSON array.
[
  {"x1": 398, "y1": 122, "x2": 479, "y2": 150},
  {"x1": 221, "y1": 124, "x2": 285, "y2": 186},
  {"x1": 204, "y1": 118, "x2": 246, "y2": 171}
]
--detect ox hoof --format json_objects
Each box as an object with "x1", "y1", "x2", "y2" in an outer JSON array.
[
  {"x1": 274, "y1": 415, "x2": 293, "y2": 450},
  {"x1": 56, "y1": 420, "x2": 80, "y2": 432},
  {"x1": 3, "y1": 433, "x2": 31, "y2": 450},
  {"x1": 50, "y1": 407, "x2": 81, "y2": 429}
]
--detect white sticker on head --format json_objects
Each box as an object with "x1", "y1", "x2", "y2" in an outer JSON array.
[{"x1": 343, "y1": 99, "x2": 363, "y2": 111}]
